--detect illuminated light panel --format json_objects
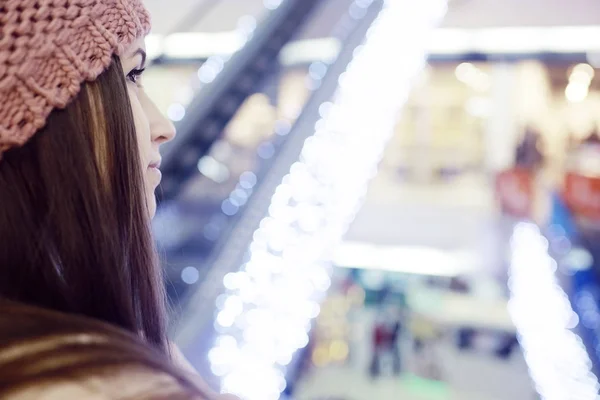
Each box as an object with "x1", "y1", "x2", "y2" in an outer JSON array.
[
  {"x1": 429, "y1": 26, "x2": 600, "y2": 54},
  {"x1": 163, "y1": 32, "x2": 246, "y2": 59},
  {"x1": 508, "y1": 223, "x2": 599, "y2": 400},
  {"x1": 333, "y1": 241, "x2": 477, "y2": 277},
  {"x1": 279, "y1": 37, "x2": 342, "y2": 66},
  {"x1": 209, "y1": 1, "x2": 448, "y2": 399},
  {"x1": 148, "y1": 26, "x2": 600, "y2": 64}
]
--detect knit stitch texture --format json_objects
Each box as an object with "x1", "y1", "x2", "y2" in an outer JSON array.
[{"x1": 0, "y1": 0, "x2": 151, "y2": 156}]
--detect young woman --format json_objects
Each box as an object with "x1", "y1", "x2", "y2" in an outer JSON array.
[{"x1": 0, "y1": 1, "x2": 234, "y2": 398}]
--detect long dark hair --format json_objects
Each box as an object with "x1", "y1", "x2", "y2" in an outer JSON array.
[
  {"x1": 0, "y1": 57, "x2": 168, "y2": 352},
  {"x1": 0, "y1": 300, "x2": 204, "y2": 400}
]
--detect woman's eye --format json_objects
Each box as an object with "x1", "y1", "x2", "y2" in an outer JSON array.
[{"x1": 127, "y1": 68, "x2": 146, "y2": 84}]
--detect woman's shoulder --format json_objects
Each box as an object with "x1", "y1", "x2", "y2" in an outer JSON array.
[{"x1": 7, "y1": 367, "x2": 191, "y2": 400}]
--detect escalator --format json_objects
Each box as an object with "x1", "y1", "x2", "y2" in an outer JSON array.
[
  {"x1": 154, "y1": 0, "x2": 383, "y2": 316},
  {"x1": 156, "y1": 0, "x2": 325, "y2": 203},
  {"x1": 150, "y1": 0, "x2": 387, "y2": 396},
  {"x1": 149, "y1": 0, "x2": 327, "y2": 309},
  {"x1": 143, "y1": 0, "x2": 305, "y2": 120}
]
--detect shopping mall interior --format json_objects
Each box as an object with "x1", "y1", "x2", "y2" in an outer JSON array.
[{"x1": 141, "y1": 0, "x2": 600, "y2": 399}]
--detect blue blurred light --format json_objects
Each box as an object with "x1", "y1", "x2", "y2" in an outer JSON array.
[
  {"x1": 257, "y1": 142, "x2": 276, "y2": 159},
  {"x1": 181, "y1": 266, "x2": 200, "y2": 284},
  {"x1": 239, "y1": 171, "x2": 258, "y2": 189},
  {"x1": 221, "y1": 199, "x2": 240, "y2": 216}
]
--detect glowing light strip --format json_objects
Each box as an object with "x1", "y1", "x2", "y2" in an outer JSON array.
[
  {"x1": 208, "y1": 1, "x2": 447, "y2": 398},
  {"x1": 147, "y1": 25, "x2": 600, "y2": 63},
  {"x1": 430, "y1": 26, "x2": 600, "y2": 55},
  {"x1": 333, "y1": 241, "x2": 477, "y2": 277},
  {"x1": 508, "y1": 223, "x2": 599, "y2": 400}
]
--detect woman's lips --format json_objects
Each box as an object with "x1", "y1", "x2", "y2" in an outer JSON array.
[
  {"x1": 148, "y1": 158, "x2": 162, "y2": 169},
  {"x1": 148, "y1": 159, "x2": 162, "y2": 183}
]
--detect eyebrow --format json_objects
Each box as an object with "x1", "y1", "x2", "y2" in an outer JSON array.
[{"x1": 133, "y1": 48, "x2": 147, "y2": 68}]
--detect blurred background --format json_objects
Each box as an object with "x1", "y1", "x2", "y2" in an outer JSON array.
[{"x1": 142, "y1": 0, "x2": 600, "y2": 399}]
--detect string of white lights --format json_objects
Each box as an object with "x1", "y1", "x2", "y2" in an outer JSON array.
[
  {"x1": 209, "y1": 1, "x2": 448, "y2": 399},
  {"x1": 508, "y1": 222, "x2": 599, "y2": 400}
]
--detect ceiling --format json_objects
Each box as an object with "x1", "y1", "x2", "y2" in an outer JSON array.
[
  {"x1": 143, "y1": 0, "x2": 600, "y2": 36},
  {"x1": 143, "y1": 0, "x2": 267, "y2": 35},
  {"x1": 443, "y1": 0, "x2": 600, "y2": 28}
]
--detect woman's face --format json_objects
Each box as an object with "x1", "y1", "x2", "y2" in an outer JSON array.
[{"x1": 120, "y1": 37, "x2": 176, "y2": 218}]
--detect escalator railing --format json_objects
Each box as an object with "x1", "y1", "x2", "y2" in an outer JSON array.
[{"x1": 158, "y1": 0, "x2": 325, "y2": 203}]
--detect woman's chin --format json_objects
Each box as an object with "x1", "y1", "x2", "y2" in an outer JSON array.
[{"x1": 147, "y1": 194, "x2": 157, "y2": 219}]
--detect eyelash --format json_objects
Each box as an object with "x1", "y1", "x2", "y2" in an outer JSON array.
[{"x1": 127, "y1": 68, "x2": 146, "y2": 84}]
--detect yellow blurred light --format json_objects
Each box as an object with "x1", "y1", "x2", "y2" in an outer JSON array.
[
  {"x1": 472, "y1": 70, "x2": 491, "y2": 92},
  {"x1": 330, "y1": 340, "x2": 350, "y2": 361},
  {"x1": 572, "y1": 63, "x2": 595, "y2": 81},
  {"x1": 455, "y1": 62, "x2": 476, "y2": 83},
  {"x1": 570, "y1": 70, "x2": 592, "y2": 85},
  {"x1": 453, "y1": 63, "x2": 489, "y2": 92},
  {"x1": 312, "y1": 345, "x2": 330, "y2": 367},
  {"x1": 565, "y1": 82, "x2": 589, "y2": 103}
]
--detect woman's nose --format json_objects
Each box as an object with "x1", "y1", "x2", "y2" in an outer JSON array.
[
  {"x1": 149, "y1": 98, "x2": 176, "y2": 145},
  {"x1": 153, "y1": 113, "x2": 176, "y2": 145}
]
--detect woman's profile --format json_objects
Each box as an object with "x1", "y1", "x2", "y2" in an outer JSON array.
[{"x1": 0, "y1": 1, "x2": 234, "y2": 398}]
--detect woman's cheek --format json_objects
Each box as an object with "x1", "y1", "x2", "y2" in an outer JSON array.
[{"x1": 126, "y1": 87, "x2": 152, "y2": 167}]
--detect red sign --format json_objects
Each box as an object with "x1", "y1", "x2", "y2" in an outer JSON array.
[
  {"x1": 564, "y1": 173, "x2": 600, "y2": 220},
  {"x1": 495, "y1": 168, "x2": 534, "y2": 218}
]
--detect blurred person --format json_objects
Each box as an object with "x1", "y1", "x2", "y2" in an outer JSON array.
[
  {"x1": 0, "y1": 300, "x2": 241, "y2": 400},
  {"x1": 449, "y1": 276, "x2": 470, "y2": 293},
  {"x1": 495, "y1": 127, "x2": 546, "y2": 219},
  {"x1": 389, "y1": 316, "x2": 403, "y2": 375},
  {"x1": 582, "y1": 129, "x2": 600, "y2": 145},
  {"x1": 515, "y1": 127, "x2": 545, "y2": 171},
  {"x1": 369, "y1": 307, "x2": 403, "y2": 378},
  {"x1": 0, "y1": 1, "x2": 234, "y2": 398},
  {"x1": 369, "y1": 315, "x2": 388, "y2": 378},
  {"x1": 494, "y1": 332, "x2": 519, "y2": 360}
]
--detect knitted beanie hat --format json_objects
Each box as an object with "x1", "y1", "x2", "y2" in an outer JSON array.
[{"x1": 0, "y1": 0, "x2": 151, "y2": 157}]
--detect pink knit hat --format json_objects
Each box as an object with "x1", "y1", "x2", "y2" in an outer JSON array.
[{"x1": 0, "y1": 0, "x2": 151, "y2": 157}]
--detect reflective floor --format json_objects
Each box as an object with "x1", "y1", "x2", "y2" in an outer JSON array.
[{"x1": 294, "y1": 307, "x2": 535, "y2": 400}]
